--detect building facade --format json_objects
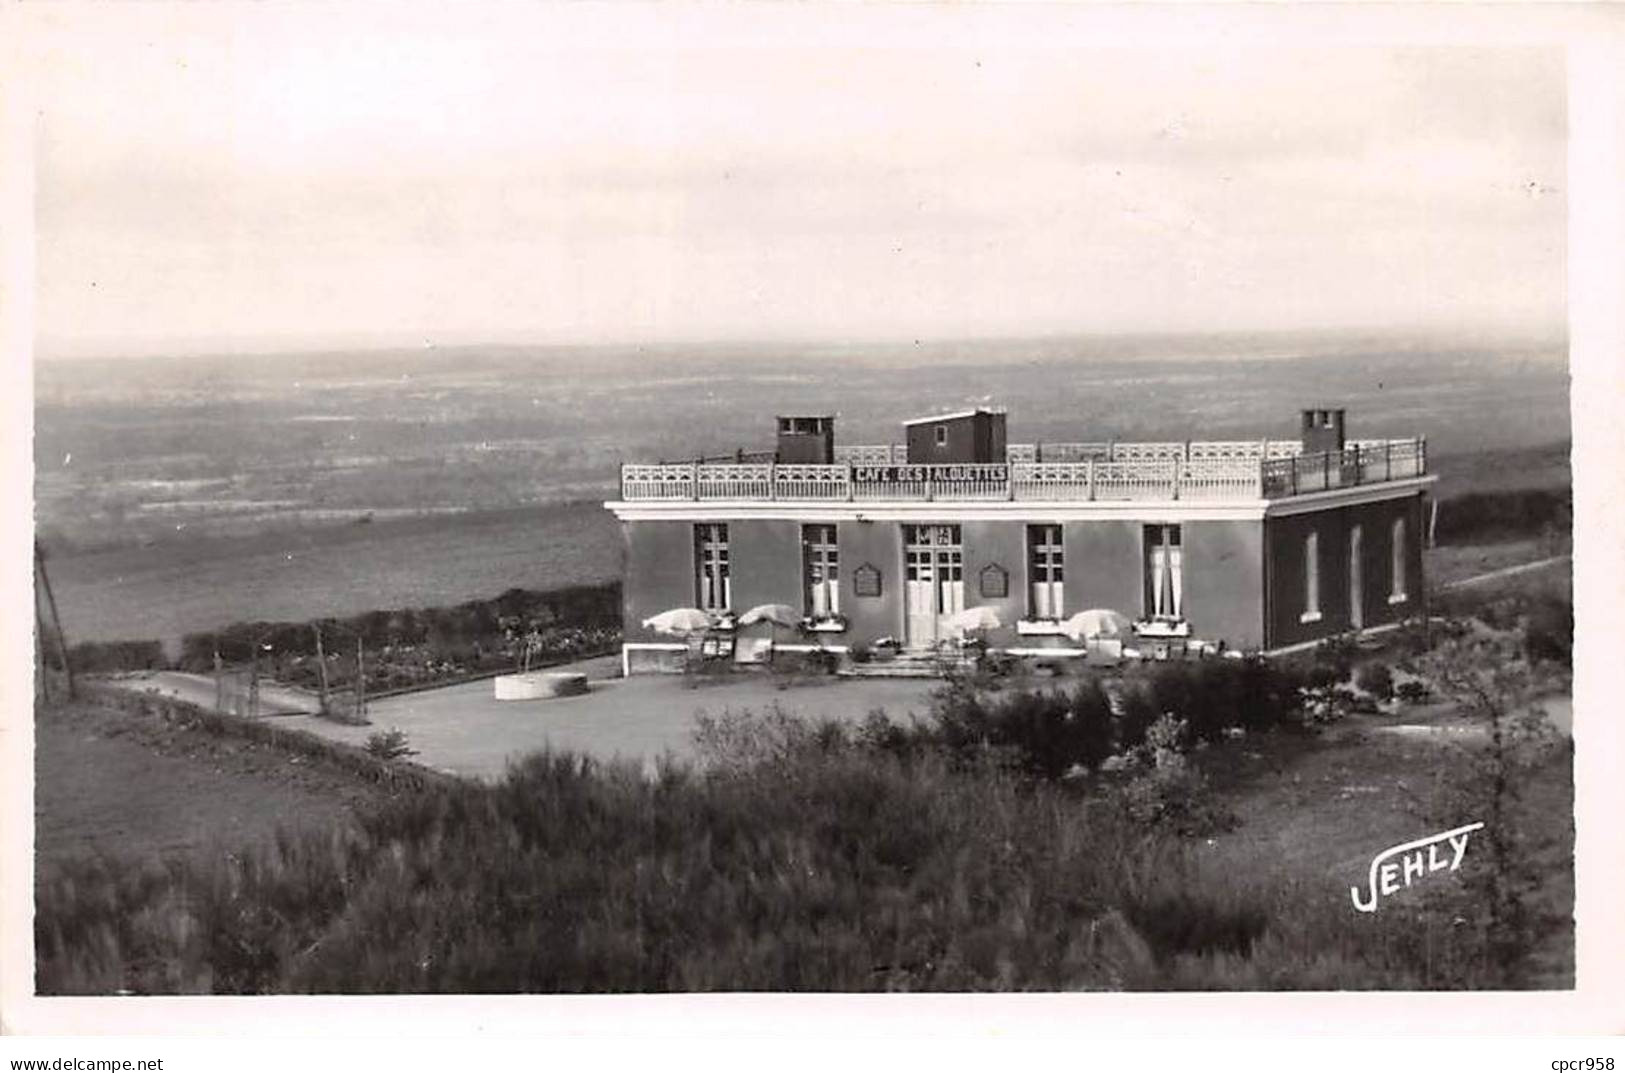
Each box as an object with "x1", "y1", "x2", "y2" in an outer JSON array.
[{"x1": 606, "y1": 407, "x2": 1433, "y2": 672}]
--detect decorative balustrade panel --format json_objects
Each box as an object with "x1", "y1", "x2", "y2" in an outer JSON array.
[
  {"x1": 1011, "y1": 462, "x2": 1093, "y2": 501},
  {"x1": 1387, "y1": 439, "x2": 1425, "y2": 479},
  {"x1": 833, "y1": 444, "x2": 905, "y2": 465},
  {"x1": 1092, "y1": 460, "x2": 1178, "y2": 500},
  {"x1": 1110, "y1": 441, "x2": 1187, "y2": 462},
  {"x1": 696, "y1": 463, "x2": 773, "y2": 499},
  {"x1": 1187, "y1": 440, "x2": 1268, "y2": 460},
  {"x1": 1264, "y1": 440, "x2": 1303, "y2": 459},
  {"x1": 1177, "y1": 459, "x2": 1262, "y2": 499},
  {"x1": 773, "y1": 464, "x2": 851, "y2": 500},
  {"x1": 621, "y1": 464, "x2": 696, "y2": 500},
  {"x1": 1356, "y1": 444, "x2": 1390, "y2": 484},
  {"x1": 1030, "y1": 442, "x2": 1113, "y2": 463}
]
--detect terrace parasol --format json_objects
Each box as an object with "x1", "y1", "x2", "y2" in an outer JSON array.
[
  {"x1": 737, "y1": 603, "x2": 802, "y2": 653},
  {"x1": 944, "y1": 605, "x2": 1002, "y2": 641},
  {"x1": 641, "y1": 607, "x2": 714, "y2": 635},
  {"x1": 1060, "y1": 608, "x2": 1133, "y2": 642}
]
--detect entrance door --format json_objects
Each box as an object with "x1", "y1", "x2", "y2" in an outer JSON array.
[
  {"x1": 1349, "y1": 524, "x2": 1364, "y2": 631},
  {"x1": 905, "y1": 546, "x2": 938, "y2": 647},
  {"x1": 904, "y1": 525, "x2": 963, "y2": 647}
]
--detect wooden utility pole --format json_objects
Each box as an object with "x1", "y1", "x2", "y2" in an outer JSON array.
[
  {"x1": 312, "y1": 624, "x2": 330, "y2": 716},
  {"x1": 248, "y1": 645, "x2": 261, "y2": 718},
  {"x1": 355, "y1": 637, "x2": 366, "y2": 722},
  {"x1": 34, "y1": 542, "x2": 74, "y2": 699},
  {"x1": 35, "y1": 599, "x2": 52, "y2": 703}
]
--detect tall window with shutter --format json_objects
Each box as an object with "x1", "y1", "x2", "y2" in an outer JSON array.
[
  {"x1": 802, "y1": 524, "x2": 840, "y2": 618},
  {"x1": 694, "y1": 523, "x2": 730, "y2": 611},
  {"x1": 1144, "y1": 524, "x2": 1184, "y2": 620},
  {"x1": 1027, "y1": 524, "x2": 1064, "y2": 619}
]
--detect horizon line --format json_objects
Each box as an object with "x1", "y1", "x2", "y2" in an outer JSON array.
[{"x1": 33, "y1": 321, "x2": 1570, "y2": 364}]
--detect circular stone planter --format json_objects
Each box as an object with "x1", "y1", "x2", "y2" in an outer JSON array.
[{"x1": 493, "y1": 671, "x2": 590, "y2": 701}]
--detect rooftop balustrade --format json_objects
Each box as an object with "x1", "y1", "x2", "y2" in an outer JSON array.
[{"x1": 618, "y1": 438, "x2": 1426, "y2": 503}]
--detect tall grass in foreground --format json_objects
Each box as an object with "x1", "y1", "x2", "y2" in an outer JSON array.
[{"x1": 38, "y1": 712, "x2": 1513, "y2": 994}]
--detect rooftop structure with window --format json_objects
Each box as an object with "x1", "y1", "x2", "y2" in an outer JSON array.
[{"x1": 605, "y1": 405, "x2": 1435, "y2": 672}]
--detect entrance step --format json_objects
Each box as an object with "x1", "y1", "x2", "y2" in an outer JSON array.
[
  {"x1": 838, "y1": 663, "x2": 948, "y2": 679},
  {"x1": 837, "y1": 653, "x2": 976, "y2": 679}
]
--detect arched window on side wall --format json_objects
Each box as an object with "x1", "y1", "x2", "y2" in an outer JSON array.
[
  {"x1": 1390, "y1": 516, "x2": 1409, "y2": 603},
  {"x1": 1300, "y1": 529, "x2": 1322, "y2": 623}
]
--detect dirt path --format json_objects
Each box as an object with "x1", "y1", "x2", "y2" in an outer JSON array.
[
  {"x1": 101, "y1": 670, "x2": 318, "y2": 715},
  {"x1": 1440, "y1": 553, "x2": 1570, "y2": 590}
]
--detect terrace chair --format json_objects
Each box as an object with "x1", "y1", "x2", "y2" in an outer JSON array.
[
  {"x1": 700, "y1": 632, "x2": 734, "y2": 661},
  {"x1": 1086, "y1": 638, "x2": 1124, "y2": 667}
]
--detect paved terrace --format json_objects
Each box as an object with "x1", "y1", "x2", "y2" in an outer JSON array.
[
  {"x1": 620, "y1": 437, "x2": 1426, "y2": 503},
  {"x1": 266, "y1": 656, "x2": 942, "y2": 781}
]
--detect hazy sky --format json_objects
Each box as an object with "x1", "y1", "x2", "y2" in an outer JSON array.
[{"x1": 28, "y1": 5, "x2": 1565, "y2": 358}]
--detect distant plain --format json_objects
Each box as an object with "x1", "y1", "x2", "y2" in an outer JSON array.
[{"x1": 34, "y1": 332, "x2": 1569, "y2": 644}]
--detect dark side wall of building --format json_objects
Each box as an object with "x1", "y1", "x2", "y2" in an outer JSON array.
[
  {"x1": 1265, "y1": 492, "x2": 1426, "y2": 649},
  {"x1": 1183, "y1": 521, "x2": 1265, "y2": 650}
]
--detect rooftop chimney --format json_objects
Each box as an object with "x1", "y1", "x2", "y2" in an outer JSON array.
[
  {"x1": 1300, "y1": 408, "x2": 1347, "y2": 455},
  {"x1": 776, "y1": 415, "x2": 835, "y2": 464}
]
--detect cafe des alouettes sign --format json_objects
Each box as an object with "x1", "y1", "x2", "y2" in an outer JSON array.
[{"x1": 852, "y1": 464, "x2": 1010, "y2": 483}]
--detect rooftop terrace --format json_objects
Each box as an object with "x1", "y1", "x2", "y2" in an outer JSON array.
[{"x1": 618, "y1": 437, "x2": 1428, "y2": 504}]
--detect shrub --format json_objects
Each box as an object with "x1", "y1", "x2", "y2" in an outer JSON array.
[
  {"x1": 848, "y1": 642, "x2": 873, "y2": 665},
  {"x1": 1115, "y1": 715, "x2": 1236, "y2": 837},
  {"x1": 1305, "y1": 665, "x2": 1341, "y2": 692},
  {"x1": 1418, "y1": 633, "x2": 1573, "y2": 987},
  {"x1": 35, "y1": 693, "x2": 1554, "y2": 993},
  {"x1": 1114, "y1": 682, "x2": 1160, "y2": 754},
  {"x1": 64, "y1": 639, "x2": 169, "y2": 674},
  {"x1": 1125, "y1": 659, "x2": 1302, "y2": 746},
  {"x1": 931, "y1": 677, "x2": 1125, "y2": 779},
  {"x1": 176, "y1": 582, "x2": 623, "y2": 688},
  {"x1": 1433, "y1": 487, "x2": 1571, "y2": 546},
  {"x1": 1312, "y1": 634, "x2": 1358, "y2": 681},
  {"x1": 1122, "y1": 888, "x2": 1268, "y2": 964},
  {"x1": 802, "y1": 647, "x2": 839, "y2": 675},
  {"x1": 976, "y1": 649, "x2": 1018, "y2": 678},
  {"x1": 1395, "y1": 680, "x2": 1431, "y2": 704},
  {"x1": 1354, "y1": 661, "x2": 1394, "y2": 700},
  {"x1": 1522, "y1": 594, "x2": 1572, "y2": 668},
  {"x1": 363, "y1": 728, "x2": 417, "y2": 761},
  {"x1": 1068, "y1": 678, "x2": 1117, "y2": 770}
]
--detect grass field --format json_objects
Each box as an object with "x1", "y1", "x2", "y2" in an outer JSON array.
[
  {"x1": 1428, "y1": 539, "x2": 1569, "y2": 588},
  {"x1": 34, "y1": 698, "x2": 392, "y2": 869}
]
